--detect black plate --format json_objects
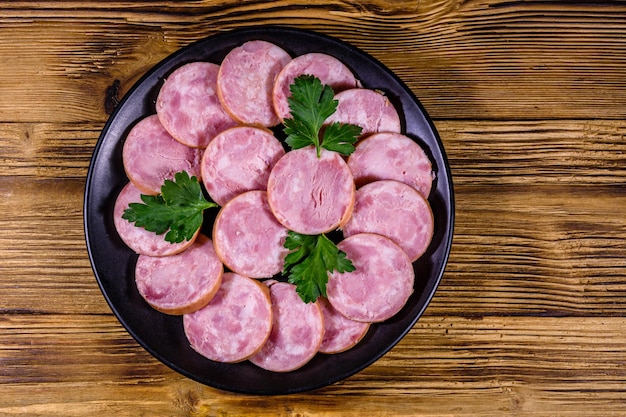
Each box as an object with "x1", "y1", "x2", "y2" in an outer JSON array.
[{"x1": 84, "y1": 26, "x2": 454, "y2": 395}]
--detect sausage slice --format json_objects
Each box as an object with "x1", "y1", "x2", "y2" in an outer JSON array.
[
  {"x1": 217, "y1": 40, "x2": 291, "y2": 127},
  {"x1": 343, "y1": 180, "x2": 434, "y2": 262},
  {"x1": 156, "y1": 62, "x2": 238, "y2": 148},
  {"x1": 272, "y1": 52, "x2": 360, "y2": 122},
  {"x1": 327, "y1": 233, "x2": 414, "y2": 323},
  {"x1": 183, "y1": 273, "x2": 273, "y2": 363},
  {"x1": 113, "y1": 181, "x2": 197, "y2": 257},
  {"x1": 201, "y1": 126, "x2": 285, "y2": 207},
  {"x1": 135, "y1": 234, "x2": 223, "y2": 315},
  {"x1": 348, "y1": 132, "x2": 435, "y2": 198},
  {"x1": 249, "y1": 281, "x2": 324, "y2": 372},
  {"x1": 213, "y1": 190, "x2": 289, "y2": 278},
  {"x1": 267, "y1": 146, "x2": 355, "y2": 235},
  {"x1": 318, "y1": 297, "x2": 370, "y2": 354},
  {"x1": 325, "y1": 88, "x2": 401, "y2": 137},
  {"x1": 122, "y1": 114, "x2": 203, "y2": 195}
]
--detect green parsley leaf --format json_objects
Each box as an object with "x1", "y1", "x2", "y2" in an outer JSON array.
[
  {"x1": 283, "y1": 75, "x2": 361, "y2": 158},
  {"x1": 282, "y1": 231, "x2": 356, "y2": 303},
  {"x1": 321, "y1": 122, "x2": 363, "y2": 155},
  {"x1": 122, "y1": 171, "x2": 217, "y2": 244}
]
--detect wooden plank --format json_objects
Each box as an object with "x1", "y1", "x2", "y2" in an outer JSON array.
[
  {"x1": 1, "y1": 118, "x2": 625, "y2": 183},
  {"x1": 0, "y1": 123, "x2": 97, "y2": 178},
  {"x1": 1, "y1": 118, "x2": 625, "y2": 316},
  {"x1": 0, "y1": 178, "x2": 109, "y2": 315},
  {"x1": 1, "y1": 315, "x2": 625, "y2": 416},
  {"x1": 1, "y1": 1, "x2": 625, "y2": 413},
  {"x1": 429, "y1": 183, "x2": 626, "y2": 316},
  {"x1": 1, "y1": 180, "x2": 624, "y2": 316},
  {"x1": 439, "y1": 120, "x2": 626, "y2": 187},
  {"x1": 0, "y1": 1, "x2": 625, "y2": 123}
]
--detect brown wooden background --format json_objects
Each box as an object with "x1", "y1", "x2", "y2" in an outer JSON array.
[{"x1": 1, "y1": 1, "x2": 626, "y2": 415}]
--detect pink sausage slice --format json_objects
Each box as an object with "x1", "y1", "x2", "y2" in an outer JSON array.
[
  {"x1": 113, "y1": 181, "x2": 197, "y2": 256},
  {"x1": 217, "y1": 40, "x2": 291, "y2": 127},
  {"x1": 183, "y1": 273, "x2": 273, "y2": 363},
  {"x1": 249, "y1": 281, "x2": 324, "y2": 372},
  {"x1": 213, "y1": 190, "x2": 289, "y2": 278},
  {"x1": 134, "y1": 234, "x2": 223, "y2": 315},
  {"x1": 273, "y1": 52, "x2": 360, "y2": 122},
  {"x1": 122, "y1": 114, "x2": 203, "y2": 195},
  {"x1": 201, "y1": 126, "x2": 285, "y2": 207},
  {"x1": 327, "y1": 233, "x2": 414, "y2": 323},
  {"x1": 318, "y1": 297, "x2": 370, "y2": 354},
  {"x1": 348, "y1": 132, "x2": 435, "y2": 198},
  {"x1": 343, "y1": 180, "x2": 434, "y2": 262},
  {"x1": 267, "y1": 146, "x2": 355, "y2": 235},
  {"x1": 324, "y1": 88, "x2": 401, "y2": 137},
  {"x1": 156, "y1": 62, "x2": 238, "y2": 148}
]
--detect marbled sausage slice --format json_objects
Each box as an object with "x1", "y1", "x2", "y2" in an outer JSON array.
[
  {"x1": 249, "y1": 281, "x2": 324, "y2": 372},
  {"x1": 213, "y1": 190, "x2": 289, "y2": 278},
  {"x1": 183, "y1": 273, "x2": 273, "y2": 363},
  {"x1": 273, "y1": 52, "x2": 360, "y2": 122},
  {"x1": 122, "y1": 114, "x2": 203, "y2": 195},
  {"x1": 156, "y1": 62, "x2": 238, "y2": 148},
  {"x1": 327, "y1": 233, "x2": 414, "y2": 323},
  {"x1": 134, "y1": 234, "x2": 223, "y2": 315},
  {"x1": 267, "y1": 146, "x2": 355, "y2": 235},
  {"x1": 201, "y1": 126, "x2": 285, "y2": 207},
  {"x1": 348, "y1": 132, "x2": 435, "y2": 198},
  {"x1": 217, "y1": 40, "x2": 291, "y2": 127},
  {"x1": 324, "y1": 88, "x2": 401, "y2": 137},
  {"x1": 343, "y1": 180, "x2": 434, "y2": 262},
  {"x1": 318, "y1": 297, "x2": 370, "y2": 354},
  {"x1": 113, "y1": 182, "x2": 197, "y2": 256}
]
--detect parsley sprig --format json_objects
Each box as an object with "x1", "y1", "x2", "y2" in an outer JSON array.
[
  {"x1": 122, "y1": 171, "x2": 217, "y2": 243},
  {"x1": 282, "y1": 231, "x2": 356, "y2": 303},
  {"x1": 283, "y1": 75, "x2": 362, "y2": 157}
]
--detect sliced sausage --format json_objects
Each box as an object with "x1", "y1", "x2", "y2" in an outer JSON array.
[
  {"x1": 267, "y1": 146, "x2": 355, "y2": 235},
  {"x1": 272, "y1": 52, "x2": 360, "y2": 122},
  {"x1": 318, "y1": 297, "x2": 370, "y2": 354},
  {"x1": 327, "y1": 233, "x2": 414, "y2": 323},
  {"x1": 249, "y1": 281, "x2": 324, "y2": 372},
  {"x1": 217, "y1": 40, "x2": 291, "y2": 127},
  {"x1": 122, "y1": 114, "x2": 203, "y2": 195},
  {"x1": 201, "y1": 126, "x2": 285, "y2": 207},
  {"x1": 324, "y1": 88, "x2": 401, "y2": 137},
  {"x1": 134, "y1": 234, "x2": 223, "y2": 315},
  {"x1": 342, "y1": 180, "x2": 434, "y2": 262},
  {"x1": 156, "y1": 62, "x2": 238, "y2": 148},
  {"x1": 183, "y1": 273, "x2": 273, "y2": 363},
  {"x1": 347, "y1": 132, "x2": 435, "y2": 198},
  {"x1": 213, "y1": 190, "x2": 289, "y2": 278},
  {"x1": 113, "y1": 181, "x2": 197, "y2": 256}
]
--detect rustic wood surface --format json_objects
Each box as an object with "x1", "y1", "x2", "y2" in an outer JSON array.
[{"x1": 1, "y1": 1, "x2": 626, "y2": 415}]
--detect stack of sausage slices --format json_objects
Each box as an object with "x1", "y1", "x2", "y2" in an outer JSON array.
[{"x1": 113, "y1": 40, "x2": 435, "y2": 373}]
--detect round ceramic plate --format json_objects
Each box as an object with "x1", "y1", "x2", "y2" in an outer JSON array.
[{"x1": 84, "y1": 26, "x2": 454, "y2": 395}]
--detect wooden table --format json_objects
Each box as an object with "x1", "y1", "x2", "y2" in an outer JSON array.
[{"x1": 2, "y1": 1, "x2": 625, "y2": 415}]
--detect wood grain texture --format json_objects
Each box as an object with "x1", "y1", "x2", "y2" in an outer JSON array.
[
  {"x1": 0, "y1": 1, "x2": 625, "y2": 122},
  {"x1": 2, "y1": 316, "x2": 626, "y2": 416},
  {"x1": 1, "y1": 0, "x2": 626, "y2": 415}
]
